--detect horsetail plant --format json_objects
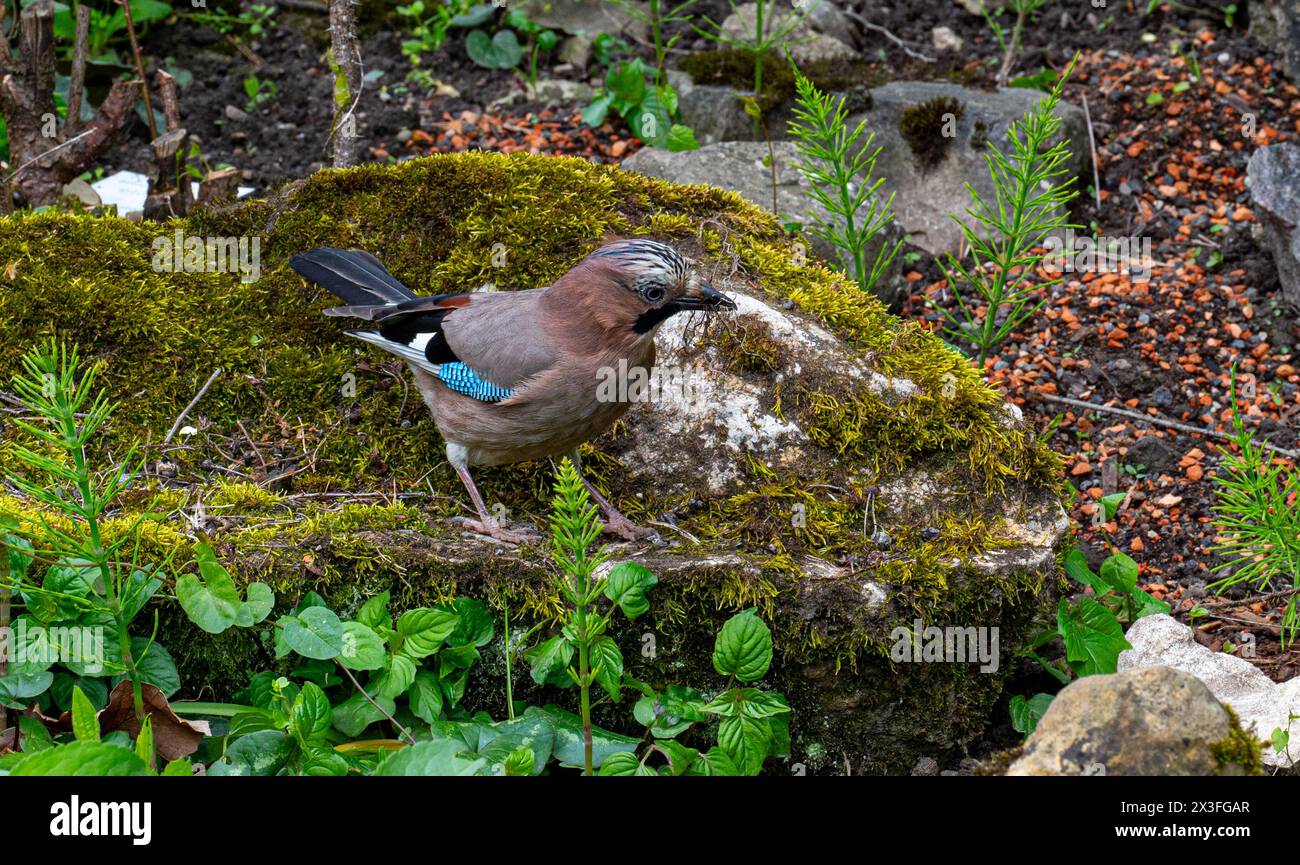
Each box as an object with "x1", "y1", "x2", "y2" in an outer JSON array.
[
  {"x1": 787, "y1": 64, "x2": 901, "y2": 301},
  {"x1": 1209, "y1": 369, "x2": 1300, "y2": 646},
  {"x1": 525, "y1": 458, "x2": 657, "y2": 775},
  {"x1": 931, "y1": 54, "x2": 1080, "y2": 364}
]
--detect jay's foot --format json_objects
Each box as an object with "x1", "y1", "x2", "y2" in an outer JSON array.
[
  {"x1": 601, "y1": 514, "x2": 660, "y2": 542},
  {"x1": 456, "y1": 517, "x2": 541, "y2": 545}
]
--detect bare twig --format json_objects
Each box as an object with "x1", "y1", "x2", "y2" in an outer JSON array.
[
  {"x1": 327, "y1": 0, "x2": 363, "y2": 168},
  {"x1": 337, "y1": 664, "x2": 416, "y2": 745},
  {"x1": 843, "y1": 9, "x2": 935, "y2": 63},
  {"x1": 1081, "y1": 95, "x2": 1102, "y2": 211},
  {"x1": 117, "y1": 0, "x2": 157, "y2": 140},
  {"x1": 64, "y1": 3, "x2": 90, "y2": 135},
  {"x1": 164, "y1": 369, "x2": 222, "y2": 445},
  {"x1": 1033, "y1": 393, "x2": 1300, "y2": 459}
]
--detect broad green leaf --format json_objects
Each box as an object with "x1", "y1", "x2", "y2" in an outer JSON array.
[
  {"x1": 465, "y1": 28, "x2": 523, "y2": 69},
  {"x1": 357, "y1": 591, "x2": 392, "y2": 632},
  {"x1": 663, "y1": 123, "x2": 700, "y2": 152},
  {"x1": 11, "y1": 740, "x2": 149, "y2": 776},
  {"x1": 375, "y1": 739, "x2": 486, "y2": 776},
  {"x1": 718, "y1": 714, "x2": 772, "y2": 775},
  {"x1": 125, "y1": 637, "x2": 180, "y2": 698},
  {"x1": 331, "y1": 692, "x2": 396, "y2": 738},
  {"x1": 71, "y1": 685, "x2": 99, "y2": 742},
  {"x1": 1009, "y1": 692, "x2": 1054, "y2": 736},
  {"x1": 339, "y1": 621, "x2": 386, "y2": 671},
  {"x1": 161, "y1": 758, "x2": 192, "y2": 776},
  {"x1": 291, "y1": 682, "x2": 333, "y2": 741},
  {"x1": 1100, "y1": 552, "x2": 1139, "y2": 594},
  {"x1": 207, "y1": 730, "x2": 293, "y2": 776},
  {"x1": 396, "y1": 607, "x2": 458, "y2": 659},
  {"x1": 282, "y1": 606, "x2": 344, "y2": 660},
  {"x1": 537, "y1": 705, "x2": 638, "y2": 768},
  {"x1": 374, "y1": 653, "x2": 417, "y2": 700},
  {"x1": 581, "y1": 94, "x2": 613, "y2": 127},
  {"x1": 1063, "y1": 546, "x2": 1103, "y2": 591},
  {"x1": 1058, "y1": 597, "x2": 1130, "y2": 676},
  {"x1": 589, "y1": 636, "x2": 624, "y2": 701},
  {"x1": 525, "y1": 635, "x2": 574, "y2": 686},
  {"x1": 502, "y1": 746, "x2": 535, "y2": 776},
  {"x1": 604, "y1": 562, "x2": 657, "y2": 619},
  {"x1": 713, "y1": 608, "x2": 774, "y2": 682},
  {"x1": 17, "y1": 715, "x2": 55, "y2": 752},
  {"x1": 0, "y1": 670, "x2": 53, "y2": 703},
  {"x1": 177, "y1": 543, "x2": 243, "y2": 633},
  {"x1": 597, "y1": 751, "x2": 644, "y2": 776},
  {"x1": 446, "y1": 597, "x2": 494, "y2": 647},
  {"x1": 407, "y1": 671, "x2": 445, "y2": 723}
]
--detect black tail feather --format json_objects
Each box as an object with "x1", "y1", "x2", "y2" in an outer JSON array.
[{"x1": 289, "y1": 248, "x2": 415, "y2": 306}]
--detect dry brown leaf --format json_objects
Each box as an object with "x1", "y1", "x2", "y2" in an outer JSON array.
[{"x1": 98, "y1": 681, "x2": 211, "y2": 762}]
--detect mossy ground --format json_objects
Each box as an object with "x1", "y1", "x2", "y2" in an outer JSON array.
[{"x1": 0, "y1": 152, "x2": 1063, "y2": 772}]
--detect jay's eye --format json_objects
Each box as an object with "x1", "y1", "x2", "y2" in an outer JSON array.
[{"x1": 642, "y1": 285, "x2": 665, "y2": 303}]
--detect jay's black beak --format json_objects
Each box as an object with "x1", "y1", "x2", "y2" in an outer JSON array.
[{"x1": 674, "y1": 283, "x2": 737, "y2": 312}]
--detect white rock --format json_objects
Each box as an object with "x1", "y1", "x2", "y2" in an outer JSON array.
[
  {"x1": 1119, "y1": 614, "x2": 1300, "y2": 767},
  {"x1": 931, "y1": 26, "x2": 964, "y2": 53}
]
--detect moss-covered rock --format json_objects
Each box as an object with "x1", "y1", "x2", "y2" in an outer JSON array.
[{"x1": 0, "y1": 152, "x2": 1066, "y2": 773}]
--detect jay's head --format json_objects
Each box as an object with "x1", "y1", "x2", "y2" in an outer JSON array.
[{"x1": 579, "y1": 239, "x2": 736, "y2": 334}]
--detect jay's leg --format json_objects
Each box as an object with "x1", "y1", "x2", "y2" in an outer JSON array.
[
  {"x1": 569, "y1": 450, "x2": 657, "y2": 542},
  {"x1": 449, "y1": 445, "x2": 539, "y2": 544}
]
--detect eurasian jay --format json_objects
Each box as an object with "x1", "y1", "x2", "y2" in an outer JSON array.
[{"x1": 289, "y1": 239, "x2": 736, "y2": 543}]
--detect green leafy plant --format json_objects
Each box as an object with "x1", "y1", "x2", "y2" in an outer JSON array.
[
  {"x1": 396, "y1": 0, "x2": 478, "y2": 78},
  {"x1": 242, "y1": 74, "x2": 277, "y2": 112},
  {"x1": 982, "y1": 0, "x2": 1051, "y2": 88},
  {"x1": 583, "y1": 57, "x2": 698, "y2": 151},
  {"x1": 930, "y1": 56, "x2": 1080, "y2": 364},
  {"x1": 34, "y1": 0, "x2": 174, "y2": 63},
  {"x1": 787, "y1": 64, "x2": 900, "y2": 298},
  {"x1": 609, "y1": 608, "x2": 790, "y2": 775},
  {"x1": 1210, "y1": 371, "x2": 1300, "y2": 646},
  {"x1": 693, "y1": 0, "x2": 811, "y2": 104},
  {"x1": 1010, "y1": 545, "x2": 1169, "y2": 738},
  {"x1": 522, "y1": 457, "x2": 655, "y2": 775},
  {"x1": 190, "y1": 2, "x2": 276, "y2": 40},
  {"x1": 607, "y1": 0, "x2": 698, "y2": 87},
  {"x1": 0, "y1": 341, "x2": 271, "y2": 758}
]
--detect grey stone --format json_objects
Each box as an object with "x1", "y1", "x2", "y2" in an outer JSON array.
[
  {"x1": 1246, "y1": 143, "x2": 1300, "y2": 312},
  {"x1": 1119, "y1": 614, "x2": 1299, "y2": 769},
  {"x1": 1007, "y1": 667, "x2": 1256, "y2": 775},
  {"x1": 557, "y1": 34, "x2": 592, "y2": 69},
  {"x1": 61, "y1": 178, "x2": 101, "y2": 208},
  {"x1": 622, "y1": 140, "x2": 907, "y2": 307},
  {"x1": 1250, "y1": 1, "x2": 1300, "y2": 83},
  {"x1": 516, "y1": 0, "x2": 648, "y2": 39},
  {"x1": 524, "y1": 78, "x2": 595, "y2": 104},
  {"x1": 669, "y1": 70, "x2": 773, "y2": 146},
  {"x1": 847, "y1": 81, "x2": 1088, "y2": 255},
  {"x1": 718, "y1": 2, "x2": 857, "y2": 65}
]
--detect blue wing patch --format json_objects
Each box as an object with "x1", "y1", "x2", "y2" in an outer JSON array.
[{"x1": 437, "y1": 362, "x2": 514, "y2": 403}]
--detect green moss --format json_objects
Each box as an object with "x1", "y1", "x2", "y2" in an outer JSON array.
[
  {"x1": 1211, "y1": 706, "x2": 1266, "y2": 776},
  {"x1": 900, "y1": 96, "x2": 965, "y2": 170}
]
